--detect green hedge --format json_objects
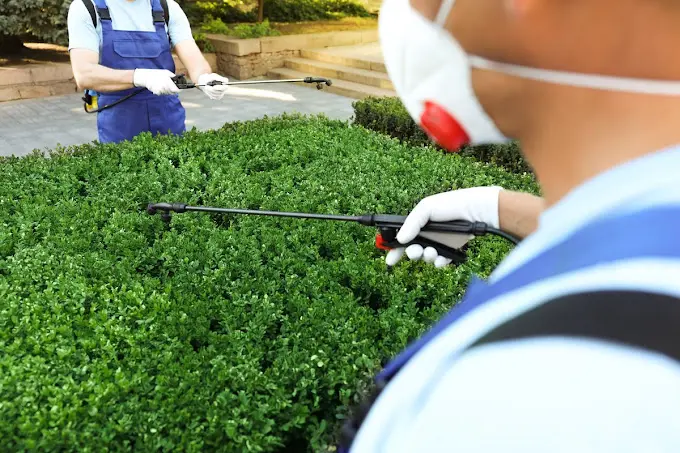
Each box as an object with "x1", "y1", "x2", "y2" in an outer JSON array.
[
  {"x1": 192, "y1": 31, "x2": 216, "y2": 52},
  {"x1": 352, "y1": 96, "x2": 533, "y2": 174},
  {"x1": 263, "y1": 0, "x2": 372, "y2": 22},
  {"x1": 201, "y1": 17, "x2": 282, "y2": 39},
  {"x1": 185, "y1": 1, "x2": 257, "y2": 24},
  {"x1": 187, "y1": 0, "x2": 371, "y2": 24},
  {"x1": 0, "y1": 115, "x2": 538, "y2": 452}
]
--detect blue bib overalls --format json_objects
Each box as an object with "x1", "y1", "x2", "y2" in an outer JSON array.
[
  {"x1": 340, "y1": 204, "x2": 680, "y2": 451},
  {"x1": 93, "y1": 0, "x2": 186, "y2": 144}
]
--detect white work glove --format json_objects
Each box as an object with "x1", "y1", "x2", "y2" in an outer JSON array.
[
  {"x1": 386, "y1": 186, "x2": 504, "y2": 268},
  {"x1": 197, "y1": 73, "x2": 229, "y2": 100},
  {"x1": 133, "y1": 68, "x2": 180, "y2": 95}
]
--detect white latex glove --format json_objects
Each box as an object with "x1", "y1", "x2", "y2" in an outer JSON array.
[
  {"x1": 133, "y1": 68, "x2": 180, "y2": 95},
  {"x1": 197, "y1": 73, "x2": 229, "y2": 100},
  {"x1": 386, "y1": 186, "x2": 504, "y2": 268}
]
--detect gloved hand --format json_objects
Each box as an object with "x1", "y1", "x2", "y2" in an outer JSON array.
[
  {"x1": 386, "y1": 186, "x2": 504, "y2": 268},
  {"x1": 133, "y1": 69, "x2": 180, "y2": 95},
  {"x1": 197, "y1": 73, "x2": 229, "y2": 100}
]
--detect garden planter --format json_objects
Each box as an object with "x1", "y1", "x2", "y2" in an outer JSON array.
[{"x1": 206, "y1": 29, "x2": 378, "y2": 80}]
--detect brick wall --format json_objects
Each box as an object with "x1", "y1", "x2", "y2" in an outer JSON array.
[
  {"x1": 207, "y1": 30, "x2": 379, "y2": 80},
  {"x1": 0, "y1": 63, "x2": 77, "y2": 102}
]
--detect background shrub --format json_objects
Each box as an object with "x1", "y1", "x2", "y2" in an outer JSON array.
[
  {"x1": 188, "y1": 0, "x2": 371, "y2": 24},
  {"x1": 200, "y1": 16, "x2": 235, "y2": 34},
  {"x1": 353, "y1": 96, "x2": 430, "y2": 146},
  {"x1": 0, "y1": 0, "x2": 71, "y2": 47},
  {"x1": 192, "y1": 31, "x2": 216, "y2": 52},
  {"x1": 263, "y1": 0, "x2": 372, "y2": 22},
  {"x1": 0, "y1": 115, "x2": 538, "y2": 451},
  {"x1": 352, "y1": 96, "x2": 533, "y2": 174},
  {"x1": 0, "y1": 0, "x2": 370, "y2": 49},
  {"x1": 185, "y1": 0, "x2": 258, "y2": 24},
  {"x1": 201, "y1": 17, "x2": 281, "y2": 38},
  {"x1": 230, "y1": 19, "x2": 281, "y2": 38}
]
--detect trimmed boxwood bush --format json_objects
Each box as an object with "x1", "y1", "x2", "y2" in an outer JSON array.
[
  {"x1": 352, "y1": 96, "x2": 533, "y2": 174},
  {"x1": 0, "y1": 114, "x2": 538, "y2": 452},
  {"x1": 186, "y1": 0, "x2": 371, "y2": 25},
  {"x1": 263, "y1": 0, "x2": 372, "y2": 22}
]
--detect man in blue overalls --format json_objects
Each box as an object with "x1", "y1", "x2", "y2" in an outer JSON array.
[
  {"x1": 67, "y1": 0, "x2": 229, "y2": 144},
  {"x1": 342, "y1": 0, "x2": 680, "y2": 451}
]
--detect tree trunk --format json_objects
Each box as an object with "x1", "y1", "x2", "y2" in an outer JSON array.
[
  {"x1": 258, "y1": 0, "x2": 265, "y2": 22},
  {"x1": 0, "y1": 35, "x2": 25, "y2": 55}
]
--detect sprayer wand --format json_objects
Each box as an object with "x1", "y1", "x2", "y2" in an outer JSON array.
[
  {"x1": 172, "y1": 74, "x2": 333, "y2": 90},
  {"x1": 146, "y1": 202, "x2": 520, "y2": 266},
  {"x1": 82, "y1": 74, "x2": 334, "y2": 113}
]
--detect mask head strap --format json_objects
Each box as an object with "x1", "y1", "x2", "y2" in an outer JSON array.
[{"x1": 434, "y1": 0, "x2": 455, "y2": 27}]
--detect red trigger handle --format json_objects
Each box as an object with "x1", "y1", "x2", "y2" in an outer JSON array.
[{"x1": 375, "y1": 232, "x2": 392, "y2": 251}]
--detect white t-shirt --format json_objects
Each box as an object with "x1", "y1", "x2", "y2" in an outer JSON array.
[
  {"x1": 67, "y1": 0, "x2": 194, "y2": 54},
  {"x1": 350, "y1": 144, "x2": 680, "y2": 453}
]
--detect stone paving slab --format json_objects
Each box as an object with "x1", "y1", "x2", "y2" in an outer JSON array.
[{"x1": 0, "y1": 81, "x2": 356, "y2": 158}]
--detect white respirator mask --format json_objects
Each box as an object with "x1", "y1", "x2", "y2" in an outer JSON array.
[{"x1": 379, "y1": 0, "x2": 680, "y2": 152}]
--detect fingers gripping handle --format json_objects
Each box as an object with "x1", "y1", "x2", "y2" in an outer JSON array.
[{"x1": 375, "y1": 228, "x2": 467, "y2": 264}]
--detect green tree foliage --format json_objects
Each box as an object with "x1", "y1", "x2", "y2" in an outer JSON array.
[
  {"x1": 201, "y1": 17, "x2": 281, "y2": 38},
  {"x1": 0, "y1": 0, "x2": 372, "y2": 48},
  {"x1": 263, "y1": 0, "x2": 371, "y2": 22},
  {"x1": 0, "y1": 115, "x2": 538, "y2": 451},
  {"x1": 187, "y1": 0, "x2": 371, "y2": 24},
  {"x1": 0, "y1": 0, "x2": 72, "y2": 47}
]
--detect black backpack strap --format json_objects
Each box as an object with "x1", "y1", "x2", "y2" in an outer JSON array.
[
  {"x1": 82, "y1": 0, "x2": 97, "y2": 27},
  {"x1": 466, "y1": 289, "x2": 680, "y2": 361},
  {"x1": 338, "y1": 289, "x2": 680, "y2": 451},
  {"x1": 160, "y1": 0, "x2": 170, "y2": 27},
  {"x1": 151, "y1": 0, "x2": 171, "y2": 45}
]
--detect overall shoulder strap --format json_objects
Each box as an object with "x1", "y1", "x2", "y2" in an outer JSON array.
[
  {"x1": 82, "y1": 0, "x2": 97, "y2": 27},
  {"x1": 150, "y1": 0, "x2": 171, "y2": 44},
  {"x1": 151, "y1": 0, "x2": 170, "y2": 27},
  {"x1": 91, "y1": 0, "x2": 111, "y2": 22}
]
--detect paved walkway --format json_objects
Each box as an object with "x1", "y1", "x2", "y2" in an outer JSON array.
[{"x1": 0, "y1": 82, "x2": 355, "y2": 158}]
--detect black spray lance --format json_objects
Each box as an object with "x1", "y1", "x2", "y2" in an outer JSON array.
[
  {"x1": 146, "y1": 202, "x2": 520, "y2": 266},
  {"x1": 83, "y1": 74, "x2": 333, "y2": 113}
]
